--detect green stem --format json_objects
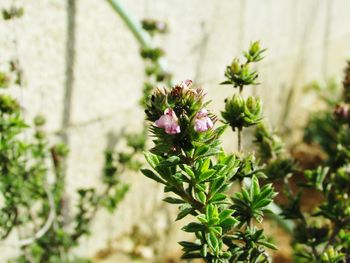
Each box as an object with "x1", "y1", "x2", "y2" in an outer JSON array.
[
  {"x1": 107, "y1": 0, "x2": 172, "y2": 86},
  {"x1": 107, "y1": 0, "x2": 149, "y2": 48}
]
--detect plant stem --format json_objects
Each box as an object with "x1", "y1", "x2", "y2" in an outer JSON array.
[
  {"x1": 237, "y1": 84, "x2": 243, "y2": 152},
  {"x1": 107, "y1": 0, "x2": 172, "y2": 86},
  {"x1": 238, "y1": 127, "x2": 242, "y2": 152}
]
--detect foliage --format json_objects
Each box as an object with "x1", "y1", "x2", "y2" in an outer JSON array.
[
  {"x1": 253, "y1": 62, "x2": 350, "y2": 262},
  {"x1": 222, "y1": 95, "x2": 262, "y2": 131},
  {"x1": 142, "y1": 42, "x2": 278, "y2": 262},
  {"x1": 0, "y1": 10, "x2": 128, "y2": 262},
  {"x1": 220, "y1": 41, "x2": 265, "y2": 90}
]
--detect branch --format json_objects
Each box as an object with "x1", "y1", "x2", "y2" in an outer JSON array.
[{"x1": 1, "y1": 183, "x2": 56, "y2": 247}]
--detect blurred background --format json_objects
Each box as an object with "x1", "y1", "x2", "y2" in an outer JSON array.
[{"x1": 1, "y1": 0, "x2": 350, "y2": 262}]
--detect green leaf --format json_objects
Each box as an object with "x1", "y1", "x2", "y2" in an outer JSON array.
[
  {"x1": 141, "y1": 169, "x2": 166, "y2": 184},
  {"x1": 201, "y1": 244, "x2": 208, "y2": 257},
  {"x1": 181, "y1": 252, "x2": 202, "y2": 259},
  {"x1": 178, "y1": 241, "x2": 202, "y2": 251},
  {"x1": 241, "y1": 187, "x2": 251, "y2": 202},
  {"x1": 163, "y1": 197, "x2": 184, "y2": 204},
  {"x1": 176, "y1": 206, "x2": 194, "y2": 221},
  {"x1": 251, "y1": 175, "x2": 260, "y2": 197},
  {"x1": 144, "y1": 152, "x2": 160, "y2": 169},
  {"x1": 182, "y1": 222, "x2": 205, "y2": 232},
  {"x1": 206, "y1": 204, "x2": 216, "y2": 220},
  {"x1": 219, "y1": 209, "x2": 234, "y2": 221},
  {"x1": 201, "y1": 158, "x2": 211, "y2": 172},
  {"x1": 196, "y1": 191, "x2": 207, "y2": 204},
  {"x1": 194, "y1": 145, "x2": 209, "y2": 157},
  {"x1": 158, "y1": 155, "x2": 180, "y2": 167},
  {"x1": 258, "y1": 240, "x2": 278, "y2": 250},
  {"x1": 210, "y1": 193, "x2": 227, "y2": 202},
  {"x1": 254, "y1": 199, "x2": 271, "y2": 209},
  {"x1": 220, "y1": 217, "x2": 238, "y2": 230},
  {"x1": 206, "y1": 232, "x2": 219, "y2": 251},
  {"x1": 199, "y1": 170, "x2": 216, "y2": 182},
  {"x1": 210, "y1": 177, "x2": 226, "y2": 196},
  {"x1": 180, "y1": 164, "x2": 195, "y2": 179},
  {"x1": 220, "y1": 80, "x2": 232, "y2": 85}
]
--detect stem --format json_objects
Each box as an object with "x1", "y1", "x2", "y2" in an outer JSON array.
[
  {"x1": 300, "y1": 214, "x2": 319, "y2": 260},
  {"x1": 321, "y1": 225, "x2": 340, "y2": 256},
  {"x1": 237, "y1": 84, "x2": 243, "y2": 152},
  {"x1": 238, "y1": 127, "x2": 242, "y2": 152},
  {"x1": 107, "y1": 0, "x2": 172, "y2": 86}
]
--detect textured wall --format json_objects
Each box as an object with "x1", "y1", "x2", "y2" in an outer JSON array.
[{"x1": 1, "y1": 0, "x2": 350, "y2": 262}]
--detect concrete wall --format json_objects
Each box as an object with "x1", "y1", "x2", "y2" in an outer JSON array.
[{"x1": 1, "y1": 0, "x2": 350, "y2": 261}]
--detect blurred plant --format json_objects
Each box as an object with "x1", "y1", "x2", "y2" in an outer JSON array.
[
  {"x1": 2, "y1": 5, "x2": 24, "y2": 20},
  {"x1": 303, "y1": 79, "x2": 343, "y2": 161},
  {"x1": 253, "y1": 62, "x2": 350, "y2": 262},
  {"x1": 0, "y1": 11, "x2": 128, "y2": 263},
  {"x1": 0, "y1": 72, "x2": 128, "y2": 263}
]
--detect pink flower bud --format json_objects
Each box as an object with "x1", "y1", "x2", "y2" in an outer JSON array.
[
  {"x1": 180, "y1": 79, "x2": 193, "y2": 89},
  {"x1": 334, "y1": 104, "x2": 349, "y2": 119},
  {"x1": 155, "y1": 108, "x2": 181, "y2": 134},
  {"x1": 194, "y1": 109, "x2": 213, "y2": 132}
]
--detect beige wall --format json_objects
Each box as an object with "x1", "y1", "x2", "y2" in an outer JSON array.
[{"x1": 1, "y1": 0, "x2": 350, "y2": 261}]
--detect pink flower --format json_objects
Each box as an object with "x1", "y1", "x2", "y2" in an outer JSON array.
[
  {"x1": 155, "y1": 108, "x2": 181, "y2": 134},
  {"x1": 194, "y1": 109, "x2": 213, "y2": 132},
  {"x1": 179, "y1": 79, "x2": 193, "y2": 89}
]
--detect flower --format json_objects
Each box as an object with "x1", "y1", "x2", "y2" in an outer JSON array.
[
  {"x1": 180, "y1": 79, "x2": 193, "y2": 88},
  {"x1": 194, "y1": 108, "x2": 213, "y2": 132},
  {"x1": 155, "y1": 108, "x2": 181, "y2": 134},
  {"x1": 334, "y1": 103, "x2": 349, "y2": 119}
]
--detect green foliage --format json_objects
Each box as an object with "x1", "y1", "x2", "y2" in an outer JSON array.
[
  {"x1": 0, "y1": 12, "x2": 128, "y2": 260},
  {"x1": 254, "y1": 123, "x2": 284, "y2": 161},
  {"x1": 0, "y1": 91, "x2": 128, "y2": 262},
  {"x1": 231, "y1": 176, "x2": 276, "y2": 225},
  {"x1": 253, "y1": 62, "x2": 350, "y2": 262},
  {"x1": 141, "y1": 18, "x2": 167, "y2": 36},
  {"x1": 222, "y1": 95, "x2": 262, "y2": 131},
  {"x1": 221, "y1": 41, "x2": 265, "y2": 89},
  {"x1": 2, "y1": 5, "x2": 24, "y2": 20},
  {"x1": 143, "y1": 66, "x2": 277, "y2": 262}
]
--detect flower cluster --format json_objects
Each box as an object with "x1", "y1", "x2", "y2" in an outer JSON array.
[
  {"x1": 155, "y1": 108, "x2": 181, "y2": 134},
  {"x1": 222, "y1": 94, "x2": 262, "y2": 131},
  {"x1": 145, "y1": 80, "x2": 219, "y2": 155},
  {"x1": 143, "y1": 73, "x2": 277, "y2": 262},
  {"x1": 221, "y1": 41, "x2": 265, "y2": 89}
]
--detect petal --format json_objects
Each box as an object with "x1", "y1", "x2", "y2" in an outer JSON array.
[
  {"x1": 194, "y1": 119, "x2": 208, "y2": 132},
  {"x1": 155, "y1": 115, "x2": 171, "y2": 128},
  {"x1": 165, "y1": 123, "x2": 181, "y2": 134},
  {"x1": 206, "y1": 117, "x2": 213, "y2": 129},
  {"x1": 196, "y1": 108, "x2": 208, "y2": 118}
]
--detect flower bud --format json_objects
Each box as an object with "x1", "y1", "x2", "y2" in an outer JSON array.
[
  {"x1": 230, "y1": 59, "x2": 241, "y2": 74},
  {"x1": 249, "y1": 41, "x2": 261, "y2": 56},
  {"x1": 334, "y1": 103, "x2": 349, "y2": 120},
  {"x1": 155, "y1": 108, "x2": 181, "y2": 134},
  {"x1": 194, "y1": 108, "x2": 214, "y2": 132},
  {"x1": 222, "y1": 95, "x2": 262, "y2": 130}
]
